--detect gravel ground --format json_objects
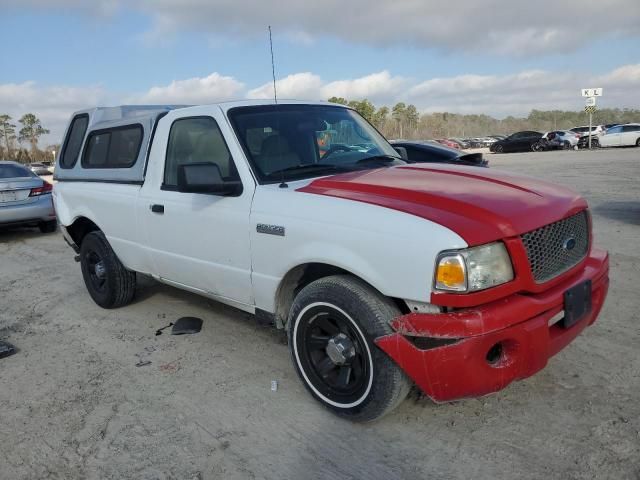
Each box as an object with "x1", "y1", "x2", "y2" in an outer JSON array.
[{"x1": 1, "y1": 148, "x2": 639, "y2": 479}]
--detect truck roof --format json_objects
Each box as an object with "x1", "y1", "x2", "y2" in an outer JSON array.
[{"x1": 74, "y1": 100, "x2": 339, "y2": 127}]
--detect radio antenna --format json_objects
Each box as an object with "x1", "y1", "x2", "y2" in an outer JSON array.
[{"x1": 269, "y1": 25, "x2": 278, "y2": 104}]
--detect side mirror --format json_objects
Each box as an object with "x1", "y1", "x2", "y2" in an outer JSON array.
[
  {"x1": 177, "y1": 162, "x2": 241, "y2": 196},
  {"x1": 393, "y1": 146, "x2": 408, "y2": 161}
]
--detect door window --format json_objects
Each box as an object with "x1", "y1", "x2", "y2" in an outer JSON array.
[{"x1": 164, "y1": 117, "x2": 240, "y2": 188}]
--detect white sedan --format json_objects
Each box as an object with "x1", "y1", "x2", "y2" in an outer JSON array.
[{"x1": 599, "y1": 123, "x2": 640, "y2": 147}]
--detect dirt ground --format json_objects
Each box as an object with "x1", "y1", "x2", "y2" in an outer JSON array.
[{"x1": 1, "y1": 148, "x2": 639, "y2": 480}]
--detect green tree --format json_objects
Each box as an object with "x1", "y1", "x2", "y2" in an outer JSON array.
[
  {"x1": 372, "y1": 106, "x2": 389, "y2": 131},
  {"x1": 391, "y1": 102, "x2": 407, "y2": 138},
  {"x1": 0, "y1": 114, "x2": 17, "y2": 159},
  {"x1": 18, "y1": 113, "x2": 49, "y2": 152},
  {"x1": 347, "y1": 99, "x2": 375, "y2": 122},
  {"x1": 327, "y1": 96, "x2": 348, "y2": 105}
]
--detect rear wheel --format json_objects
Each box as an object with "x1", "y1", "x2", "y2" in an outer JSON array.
[
  {"x1": 80, "y1": 231, "x2": 136, "y2": 308},
  {"x1": 288, "y1": 275, "x2": 410, "y2": 422},
  {"x1": 636, "y1": 138, "x2": 640, "y2": 147},
  {"x1": 38, "y1": 219, "x2": 57, "y2": 233}
]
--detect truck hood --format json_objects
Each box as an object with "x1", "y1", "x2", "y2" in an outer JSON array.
[{"x1": 296, "y1": 164, "x2": 587, "y2": 246}]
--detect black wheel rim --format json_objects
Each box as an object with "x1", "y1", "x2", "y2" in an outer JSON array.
[
  {"x1": 295, "y1": 304, "x2": 371, "y2": 405},
  {"x1": 85, "y1": 250, "x2": 107, "y2": 293}
]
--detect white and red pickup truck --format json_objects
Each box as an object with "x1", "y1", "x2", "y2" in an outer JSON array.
[{"x1": 54, "y1": 101, "x2": 609, "y2": 421}]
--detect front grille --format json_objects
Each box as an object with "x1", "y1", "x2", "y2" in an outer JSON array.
[{"x1": 521, "y1": 211, "x2": 589, "y2": 283}]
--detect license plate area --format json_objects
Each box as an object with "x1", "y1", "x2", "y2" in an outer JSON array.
[
  {"x1": 562, "y1": 280, "x2": 592, "y2": 328},
  {"x1": 0, "y1": 191, "x2": 19, "y2": 203}
]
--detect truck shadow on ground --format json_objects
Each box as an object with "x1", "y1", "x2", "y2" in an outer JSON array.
[
  {"x1": 132, "y1": 274, "x2": 288, "y2": 345},
  {"x1": 593, "y1": 201, "x2": 640, "y2": 225}
]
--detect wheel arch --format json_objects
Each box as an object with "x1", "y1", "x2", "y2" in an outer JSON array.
[
  {"x1": 273, "y1": 262, "x2": 408, "y2": 329},
  {"x1": 66, "y1": 216, "x2": 103, "y2": 247}
]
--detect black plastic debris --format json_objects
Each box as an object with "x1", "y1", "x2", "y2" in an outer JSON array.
[
  {"x1": 155, "y1": 322, "x2": 174, "y2": 336},
  {"x1": 172, "y1": 317, "x2": 203, "y2": 335},
  {"x1": 0, "y1": 341, "x2": 16, "y2": 359}
]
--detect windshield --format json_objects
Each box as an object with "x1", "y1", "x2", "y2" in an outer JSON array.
[{"x1": 228, "y1": 104, "x2": 404, "y2": 183}]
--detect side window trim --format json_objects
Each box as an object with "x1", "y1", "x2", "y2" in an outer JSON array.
[
  {"x1": 59, "y1": 113, "x2": 90, "y2": 169},
  {"x1": 81, "y1": 123, "x2": 144, "y2": 169},
  {"x1": 161, "y1": 115, "x2": 242, "y2": 194}
]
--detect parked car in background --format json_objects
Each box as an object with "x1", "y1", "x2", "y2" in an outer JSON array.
[
  {"x1": 598, "y1": 123, "x2": 640, "y2": 148},
  {"x1": 570, "y1": 125, "x2": 604, "y2": 138},
  {"x1": 542, "y1": 130, "x2": 581, "y2": 150},
  {"x1": 448, "y1": 138, "x2": 470, "y2": 149},
  {"x1": 435, "y1": 138, "x2": 461, "y2": 150},
  {"x1": 390, "y1": 140, "x2": 488, "y2": 167},
  {"x1": 490, "y1": 131, "x2": 544, "y2": 153},
  {"x1": 0, "y1": 161, "x2": 57, "y2": 232},
  {"x1": 28, "y1": 162, "x2": 52, "y2": 176}
]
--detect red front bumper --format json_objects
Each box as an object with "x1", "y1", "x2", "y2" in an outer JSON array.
[{"x1": 375, "y1": 248, "x2": 609, "y2": 402}]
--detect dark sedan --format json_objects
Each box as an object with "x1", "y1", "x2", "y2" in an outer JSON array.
[
  {"x1": 490, "y1": 131, "x2": 544, "y2": 153},
  {"x1": 391, "y1": 141, "x2": 488, "y2": 167}
]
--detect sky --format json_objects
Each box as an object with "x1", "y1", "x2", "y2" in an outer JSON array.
[{"x1": 1, "y1": 0, "x2": 639, "y2": 146}]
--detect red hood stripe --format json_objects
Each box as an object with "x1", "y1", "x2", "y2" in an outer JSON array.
[{"x1": 297, "y1": 165, "x2": 587, "y2": 245}]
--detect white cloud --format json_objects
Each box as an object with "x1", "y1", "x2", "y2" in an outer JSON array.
[
  {"x1": 80, "y1": 0, "x2": 640, "y2": 55},
  {"x1": 322, "y1": 71, "x2": 407, "y2": 103},
  {"x1": 247, "y1": 72, "x2": 324, "y2": 100},
  {"x1": 135, "y1": 72, "x2": 245, "y2": 104},
  {"x1": 3, "y1": 64, "x2": 639, "y2": 147},
  {"x1": 0, "y1": 81, "x2": 108, "y2": 146},
  {"x1": 4, "y1": 0, "x2": 639, "y2": 55},
  {"x1": 248, "y1": 71, "x2": 407, "y2": 104}
]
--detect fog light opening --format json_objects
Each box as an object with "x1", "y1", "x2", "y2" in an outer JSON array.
[{"x1": 486, "y1": 342, "x2": 504, "y2": 366}]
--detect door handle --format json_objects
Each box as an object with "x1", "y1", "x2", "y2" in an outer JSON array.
[{"x1": 150, "y1": 204, "x2": 164, "y2": 214}]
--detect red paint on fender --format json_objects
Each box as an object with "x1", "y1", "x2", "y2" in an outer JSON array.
[{"x1": 297, "y1": 164, "x2": 588, "y2": 246}]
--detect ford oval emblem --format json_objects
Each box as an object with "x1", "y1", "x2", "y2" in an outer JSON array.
[{"x1": 563, "y1": 237, "x2": 577, "y2": 251}]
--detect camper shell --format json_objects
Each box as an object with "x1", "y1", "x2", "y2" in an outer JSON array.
[{"x1": 54, "y1": 105, "x2": 187, "y2": 183}]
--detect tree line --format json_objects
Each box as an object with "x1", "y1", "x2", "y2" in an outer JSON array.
[
  {"x1": 0, "y1": 113, "x2": 58, "y2": 163},
  {"x1": 328, "y1": 97, "x2": 640, "y2": 140}
]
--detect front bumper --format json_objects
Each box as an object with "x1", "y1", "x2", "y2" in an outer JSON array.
[{"x1": 375, "y1": 248, "x2": 609, "y2": 402}]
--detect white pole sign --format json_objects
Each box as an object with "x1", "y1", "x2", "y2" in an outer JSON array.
[
  {"x1": 585, "y1": 97, "x2": 596, "y2": 107},
  {"x1": 581, "y1": 88, "x2": 603, "y2": 97}
]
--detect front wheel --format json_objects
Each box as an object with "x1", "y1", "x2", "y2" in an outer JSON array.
[
  {"x1": 531, "y1": 141, "x2": 544, "y2": 152},
  {"x1": 493, "y1": 144, "x2": 503, "y2": 153},
  {"x1": 80, "y1": 231, "x2": 136, "y2": 308},
  {"x1": 287, "y1": 275, "x2": 411, "y2": 422},
  {"x1": 635, "y1": 138, "x2": 640, "y2": 147}
]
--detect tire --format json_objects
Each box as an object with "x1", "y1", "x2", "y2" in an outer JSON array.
[
  {"x1": 636, "y1": 138, "x2": 640, "y2": 147},
  {"x1": 493, "y1": 144, "x2": 503, "y2": 153},
  {"x1": 287, "y1": 275, "x2": 411, "y2": 422},
  {"x1": 38, "y1": 219, "x2": 57, "y2": 233},
  {"x1": 79, "y1": 231, "x2": 136, "y2": 309},
  {"x1": 531, "y1": 142, "x2": 544, "y2": 152},
  {"x1": 562, "y1": 141, "x2": 571, "y2": 150}
]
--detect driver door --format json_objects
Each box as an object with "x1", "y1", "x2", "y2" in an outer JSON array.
[{"x1": 141, "y1": 114, "x2": 254, "y2": 305}]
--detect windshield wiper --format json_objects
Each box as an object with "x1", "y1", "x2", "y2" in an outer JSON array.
[{"x1": 265, "y1": 163, "x2": 351, "y2": 180}]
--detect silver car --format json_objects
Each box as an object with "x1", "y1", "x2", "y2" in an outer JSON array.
[
  {"x1": 542, "y1": 130, "x2": 581, "y2": 149},
  {"x1": 0, "y1": 161, "x2": 57, "y2": 232}
]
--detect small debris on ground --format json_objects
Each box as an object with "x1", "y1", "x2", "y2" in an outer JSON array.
[
  {"x1": 271, "y1": 380, "x2": 278, "y2": 392},
  {"x1": 172, "y1": 317, "x2": 203, "y2": 335},
  {"x1": 0, "y1": 341, "x2": 16, "y2": 359},
  {"x1": 135, "y1": 360, "x2": 152, "y2": 367}
]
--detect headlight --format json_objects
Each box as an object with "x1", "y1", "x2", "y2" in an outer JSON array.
[{"x1": 435, "y1": 242, "x2": 514, "y2": 292}]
